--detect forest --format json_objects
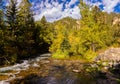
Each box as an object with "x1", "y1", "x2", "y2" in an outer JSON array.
[{"x1": 0, "y1": 0, "x2": 120, "y2": 65}]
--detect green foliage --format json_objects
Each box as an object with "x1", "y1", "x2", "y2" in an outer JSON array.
[
  {"x1": 39, "y1": 16, "x2": 52, "y2": 44},
  {"x1": 18, "y1": 0, "x2": 33, "y2": 24},
  {"x1": 83, "y1": 50, "x2": 97, "y2": 60},
  {"x1": 78, "y1": 2, "x2": 114, "y2": 59},
  {"x1": 0, "y1": 0, "x2": 120, "y2": 65},
  {"x1": 49, "y1": 1, "x2": 118, "y2": 60},
  {"x1": 112, "y1": 22, "x2": 120, "y2": 46},
  {"x1": 5, "y1": 0, "x2": 18, "y2": 28},
  {"x1": 50, "y1": 23, "x2": 69, "y2": 50},
  {"x1": 52, "y1": 49, "x2": 69, "y2": 59},
  {"x1": 35, "y1": 16, "x2": 52, "y2": 53},
  {"x1": 0, "y1": 0, "x2": 40, "y2": 65},
  {"x1": 0, "y1": 9, "x2": 4, "y2": 28}
]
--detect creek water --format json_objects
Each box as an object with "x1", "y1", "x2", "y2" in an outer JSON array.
[
  {"x1": 21, "y1": 69, "x2": 95, "y2": 84},
  {"x1": 13, "y1": 64, "x2": 95, "y2": 84},
  {"x1": 0, "y1": 53, "x2": 110, "y2": 84},
  {"x1": 0, "y1": 53, "x2": 51, "y2": 84}
]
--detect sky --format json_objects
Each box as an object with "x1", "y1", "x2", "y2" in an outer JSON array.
[
  {"x1": 31, "y1": 0, "x2": 120, "y2": 22},
  {"x1": 31, "y1": 0, "x2": 81, "y2": 22},
  {"x1": 2, "y1": 0, "x2": 120, "y2": 22}
]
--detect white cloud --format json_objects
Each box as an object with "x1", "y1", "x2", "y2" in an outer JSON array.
[
  {"x1": 33, "y1": 0, "x2": 120, "y2": 22},
  {"x1": 34, "y1": 1, "x2": 63, "y2": 22},
  {"x1": 92, "y1": 2, "x2": 102, "y2": 7},
  {"x1": 68, "y1": 0, "x2": 78, "y2": 7},
  {"x1": 33, "y1": 0, "x2": 80, "y2": 22},
  {"x1": 5, "y1": 0, "x2": 22, "y2": 7},
  {"x1": 83, "y1": 0, "x2": 102, "y2": 7},
  {"x1": 83, "y1": 0, "x2": 120, "y2": 13},
  {"x1": 62, "y1": 6, "x2": 80, "y2": 19},
  {"x1": 5, "y1": 0, "x2": 120, "y2": 22},
  {"x1": 16, "y1": 0, "x2": 22, "y2": 6},
  {"x1": 102, "y1": 0, "x2": 120, "y2": 13}
]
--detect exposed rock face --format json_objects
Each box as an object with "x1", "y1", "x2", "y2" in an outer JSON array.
[
  {"x1": 95, "y1": 48, "x2": 120, "y2": 62},
  {"x1": 112, "y1": 17, "x2": 120, "y2": 26}
]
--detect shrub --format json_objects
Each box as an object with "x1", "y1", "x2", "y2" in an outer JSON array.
[
  {"x1": 52, "y1": 50, "x2": 69, "y2": 59},
  {"x1": 84, "y1": 50, "x2": 97, "y2": 61}
]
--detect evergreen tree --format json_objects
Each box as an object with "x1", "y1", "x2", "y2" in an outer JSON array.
[
  {"x1": 17, "y1": 0, "x2": 35, "y2": 57},
  {"x1": 1, "y1": 0, "x2": 19, "y2": 64},
  {"x1": 5, "y1": 0, "x2": 18, "y2": 29},
  {"x1": 39, "y1": 16, "x2": 53, "y2": 53},
  {"x1": 0, "y1": 0, "x2": 4, "y2": 29},
  {"x1": 39, "y1": 16, "x2": 48, "y2": 42},
  {"x1": 0, "y1": 9, "x2": 4, "y2": 56},
  {"x1": 18, "y1": 0, "x2": 33, "y2": 25},
  {"x1": 0, "y1": 9, "x2": 4, "y2": 28},
  {"x1": 5, "y1": 0, "x2": 18, "y2": 43}
]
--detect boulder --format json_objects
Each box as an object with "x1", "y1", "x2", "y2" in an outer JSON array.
[{"x1": 95, "y1": 48, "x2": 120, "y2": 62}]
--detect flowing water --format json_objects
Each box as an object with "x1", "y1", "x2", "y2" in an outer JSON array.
[
  {"x1": 0, "y1": 53, "x2": 114, "y2": 84},
  {"x1": 0, "y1": 53, "x2": 51, "y2": 84},
  {"x1": 13, "y1": 64, "x2": 95, "y2": 84}
]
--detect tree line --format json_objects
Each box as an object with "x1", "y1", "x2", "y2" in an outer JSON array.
[
  {"x1": 45, "y1": 1, "x2": 120, "y2": 60},
  {"x1": 0, "y1": 0, "x2": 120, "y2": 65},
  {"x1": 0, "y1": 0, "x2": 49, "y2": 65}
]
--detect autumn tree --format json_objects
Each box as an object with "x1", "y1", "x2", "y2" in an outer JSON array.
[
  {"x1": 78, "y1": 1, "x2": 113, "y2": 59},
  {"x1": 112, "y1": 17, "x2": 120, "y2": 46}
]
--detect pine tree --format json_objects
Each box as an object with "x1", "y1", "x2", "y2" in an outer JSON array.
[
  {"x1": 39, "y1": 16, "x2": 51, "y2": 43},
  {"x1": 5, "y1": 0, "x2": 18, "y2": 29},
  {"x1": 0, "y1": 9, "x2": 4, "y2": 28},
  {"x1": 18, "y1": 0, "x2": 33, "y2": 25},
  {"x1": 0, "y1": 0, "x2": 4, "y2": 29},
  {"x1": 17, "y1": 0, "x2": 35, "y2": 57},
  {"x1": 38, "y1": 16, "x2": 53, "y2": 53},
  {"x1": 1, "y1": 0, "x2": 19, "y2": 64},
  {"x1": 0, "y1": 9, "x2": 4, "y2": 56},
  {"x1": 5, "y1": 0, "x2": 18, "y2": 39}
]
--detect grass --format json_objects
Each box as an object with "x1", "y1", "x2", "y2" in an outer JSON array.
[{"x1": 52, "y1": 53, "x2": 96, "y2": 63}]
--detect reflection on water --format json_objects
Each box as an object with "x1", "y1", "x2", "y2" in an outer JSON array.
[
  {"x1": 1, "y1": 53, "x2": 119, "y2": 84},
  {"x1": 14, "y1": 65, "x2": 95, "y2": 84}
]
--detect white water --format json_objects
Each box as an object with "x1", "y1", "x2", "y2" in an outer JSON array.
[{"x1": 0, "y1": 53, "x2": 51, "y2": 83}]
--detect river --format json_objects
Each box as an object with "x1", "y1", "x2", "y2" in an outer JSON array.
[{"x1": 0, "y1": 53, "x2": 119, "y2": 84}]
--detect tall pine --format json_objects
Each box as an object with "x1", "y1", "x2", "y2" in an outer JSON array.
[{"x1": 17, "y1": 0, "x2": 35, "y2": 57}]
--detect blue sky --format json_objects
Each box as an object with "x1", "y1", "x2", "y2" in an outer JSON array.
[
  {"x1": 30, "y1": 0, "x2": 120, "y2": 22},
  {"x1": 2, "y1": 0, "x2": 120, "y2": 22},
  {"x1": 31, "y1": 0, "x2": 81, "y2": 22}
]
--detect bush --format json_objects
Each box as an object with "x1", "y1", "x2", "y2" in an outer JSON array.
[
  {"x1": 52, "y1": 50, "x2": 69, "y2": 59},
  {"x1": 84, "y1": 50, "x2": 97, "y2": 61}
]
